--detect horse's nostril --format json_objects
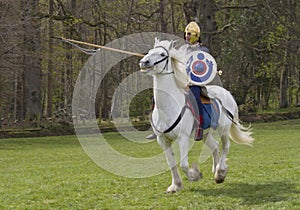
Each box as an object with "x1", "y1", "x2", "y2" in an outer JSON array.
[{"x1": 140, "y1": 60, "x2": 150, "y2": 67}]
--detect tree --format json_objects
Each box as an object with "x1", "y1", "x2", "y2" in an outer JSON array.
[
  {"x1": 47, "y1": 0, "x2": 54, "y2": 117},
  {"x1": 21, "y1": 0, "x2": 42, "y2": 120},
  {"x1": 0, "y1": 0, "x2": 299, "y2": 129}
]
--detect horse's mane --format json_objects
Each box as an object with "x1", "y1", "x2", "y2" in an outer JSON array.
[{"x1": 154, "y1": 39, "x2": 189, "y2": 91}]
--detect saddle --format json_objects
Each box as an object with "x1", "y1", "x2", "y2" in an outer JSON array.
[{"x1": 187, "y1": 92, "x2": 220, "y2": 130}]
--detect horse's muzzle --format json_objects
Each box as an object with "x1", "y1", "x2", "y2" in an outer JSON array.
[{"x1": 139, "y1": 60, "x2": 153, "y2": 73}]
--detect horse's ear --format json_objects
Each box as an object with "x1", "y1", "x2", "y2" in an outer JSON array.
[
  {"x1": 154, "y1": 37, "x2": 160, "y2": 46},
  {"x1": 170, "y1": 40, "x2": 174, "y2": 49},
  {"x1": 173, "y1": 40, "x2": 179, "y2": 48}
]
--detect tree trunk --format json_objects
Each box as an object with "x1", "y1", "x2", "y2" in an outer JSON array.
[
  {"x1": 63, "y1": 0, "x2": 76, "y2": 109},
  {"x1": 21, "y1": 0, "x2": 42, "y2": 120},
  {"x1": 199, "y1": 0, "x2": 217, "y2": 48},
  {"x1": 279, "y1": 0, "x2": 298, "y2": 108},
  {"x1": 279, "y1": 44, "x2": 289, "y2": 108},
  {"x1": 47, "y1": 0, "x2": 54, "y2": 117},
  {"x1": 183, "y1": 0, "x2": 199, "y2": 23},
  {"x1": 159, "y1": 0, "x2": 167, "y2": 32},
  {"x1": 170, "y1": 0, "x2": 176, "y2": 34},
  {"x1": 183, "y1": 0, "x2": 217, "y2": 48},
  {"x1": 13, "y1": 72, "x2": 17, "y2": 120},
  {"x1": 297, "y1": 73, "x2": 300, "y2": 106}
]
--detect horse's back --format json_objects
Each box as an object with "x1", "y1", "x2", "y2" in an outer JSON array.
[{"x1": 206, "y1": 85, "x2": 237, "y2": 114}]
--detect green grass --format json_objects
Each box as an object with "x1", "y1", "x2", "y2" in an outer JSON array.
[{"x1": 0, "y1": 120, "x2": 300, "y2": 209}]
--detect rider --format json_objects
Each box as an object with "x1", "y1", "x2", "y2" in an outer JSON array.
[
  {"x1": 183, "y1": 21, "x2": 222, "y2": 140},
  {"x1": 146, "y1": 21, "x2": 222, "y2": 140}
]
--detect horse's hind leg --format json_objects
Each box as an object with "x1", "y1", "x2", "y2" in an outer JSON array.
[
  {"x1": 215, "y1": 133, "x2": 230, "y2": 184},
  {"x1": 204, "y1": 132, "x2": 220, "y2": 174}
]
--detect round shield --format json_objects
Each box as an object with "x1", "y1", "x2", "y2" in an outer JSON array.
[{"x1": 186, "y1": 51, "x2": 217, "y2": 86}]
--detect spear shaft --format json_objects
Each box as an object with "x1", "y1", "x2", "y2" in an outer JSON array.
[{"x1": 60, "y1": 37, "x2": 145, "y2": 57}]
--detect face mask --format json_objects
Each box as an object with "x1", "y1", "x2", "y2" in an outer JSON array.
[{"x1": 185, "y1": 32, "x2": 198, "y2": 44}]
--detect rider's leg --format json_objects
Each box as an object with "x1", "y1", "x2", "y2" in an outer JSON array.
[{"x1": 190, "y1": 86, "x2": 203, "y2": 140}]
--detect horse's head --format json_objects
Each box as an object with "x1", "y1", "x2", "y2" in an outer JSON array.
[
  {"x1": 140, "y1": 38, "x2": 189, "y2": 89},
  {"x1": 139, "y1": 38, "x2": 174, "y2": 75}
]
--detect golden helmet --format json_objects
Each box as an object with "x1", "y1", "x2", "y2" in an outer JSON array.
[{"x1": 184, "y1": 21, "x2": 201, "y2": 44}]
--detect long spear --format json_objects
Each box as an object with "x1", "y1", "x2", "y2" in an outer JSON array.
[{"x1": 56, "y1": 37, "x2": 145, "y2": 57}]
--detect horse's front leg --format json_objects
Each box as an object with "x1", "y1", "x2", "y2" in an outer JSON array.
[
  {"x1": 158, "y1": 138, "x2": 183, "y2": 193},
  {"x1": 177, "y1": 137, "x2": 202, "y2": 182}
]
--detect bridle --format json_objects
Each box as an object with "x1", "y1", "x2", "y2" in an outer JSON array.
[{"x1": 152, "y1": 46, "x2": 173, "y2": 74}]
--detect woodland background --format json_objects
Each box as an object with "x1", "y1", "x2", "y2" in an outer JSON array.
[{"x1": 0, "y1": 0, "x2": 299, "y2": 129}]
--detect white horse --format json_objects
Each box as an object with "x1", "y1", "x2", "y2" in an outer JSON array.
[{"x1": 139, "y1": 38, "x2": 254, "y2": 193}]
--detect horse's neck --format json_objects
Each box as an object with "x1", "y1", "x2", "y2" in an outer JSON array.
[{"x1": 153, "y1": 74, "x2": 185, "y2": 113}]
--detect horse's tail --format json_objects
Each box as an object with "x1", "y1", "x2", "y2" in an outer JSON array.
[
  {"x1": 206, "y1": 85, "x2": 254, "y2": 146},
  {"x1": 229, "y1": 110, "x2": 254, "y2": 147}
]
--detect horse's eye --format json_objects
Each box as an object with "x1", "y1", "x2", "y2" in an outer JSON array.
[{"x1": 160, "y1": 53, "x2": 165, "y2": 56}]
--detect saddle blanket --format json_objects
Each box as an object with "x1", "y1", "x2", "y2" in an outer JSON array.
[
  {"x1": 201, "y1": 96, "x2": 219, "y2": 129},
  {"x1": 187, "y1": 92, "x2": 220, "y2": 129}
]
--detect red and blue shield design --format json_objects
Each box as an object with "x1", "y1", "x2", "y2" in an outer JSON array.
[{"x1": 186, "y1": 51, "x2": 217, "y2": 86}]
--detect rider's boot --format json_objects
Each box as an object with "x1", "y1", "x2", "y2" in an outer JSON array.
[
  {"x1": 146, "y1": 133, "x2": 157, "y2": 139},
  {"x1": 194, "y1": 115, "x2": 203, "y2": 141}
]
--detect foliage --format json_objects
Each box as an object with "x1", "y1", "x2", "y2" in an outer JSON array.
[
  {"x1": 0, "y1": 120, "x2": 300, "y2": 209},
  {"x1": 129, "y1": 88, "x2": 153, "y2": 119},
  {"x1": 0, "y1": 0, "x2": 299, "y2": 127}
]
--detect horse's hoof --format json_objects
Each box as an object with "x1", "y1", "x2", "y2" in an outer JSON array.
[
  {"x1": 166, "y1": 184, "x2": 183, "y2": 193},
  {"x1": 166, "y1": 189, "x2": 177, "y2": 194},
  {"x1": 187, "y1": 163, "x2": 202, "y2": 181},
  {"x1": 214, "y1": 168, "x2": 228, "y2": 184},
  {"x1": 214, "y1": 176, "x2": 225, "y2": 184},
  {"x1": 188, "y1": 173, "x2": 202, "y2": 181}
]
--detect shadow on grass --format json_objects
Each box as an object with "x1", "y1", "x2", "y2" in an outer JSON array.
[{"x1": 190, "y1": 181, "x2": 299, "y2": 206}]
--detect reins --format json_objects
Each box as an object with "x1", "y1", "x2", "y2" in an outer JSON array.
[
  {"x1": 150, "y1": 45, "x2": 187, "y2": 135},
  {"x1": 151, "y1": 96, "x2": 190, "y2": 134}
]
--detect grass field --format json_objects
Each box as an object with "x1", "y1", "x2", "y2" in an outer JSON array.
[{"x1": 0, "y1": 120, "x2": 299, "y2": 209}]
